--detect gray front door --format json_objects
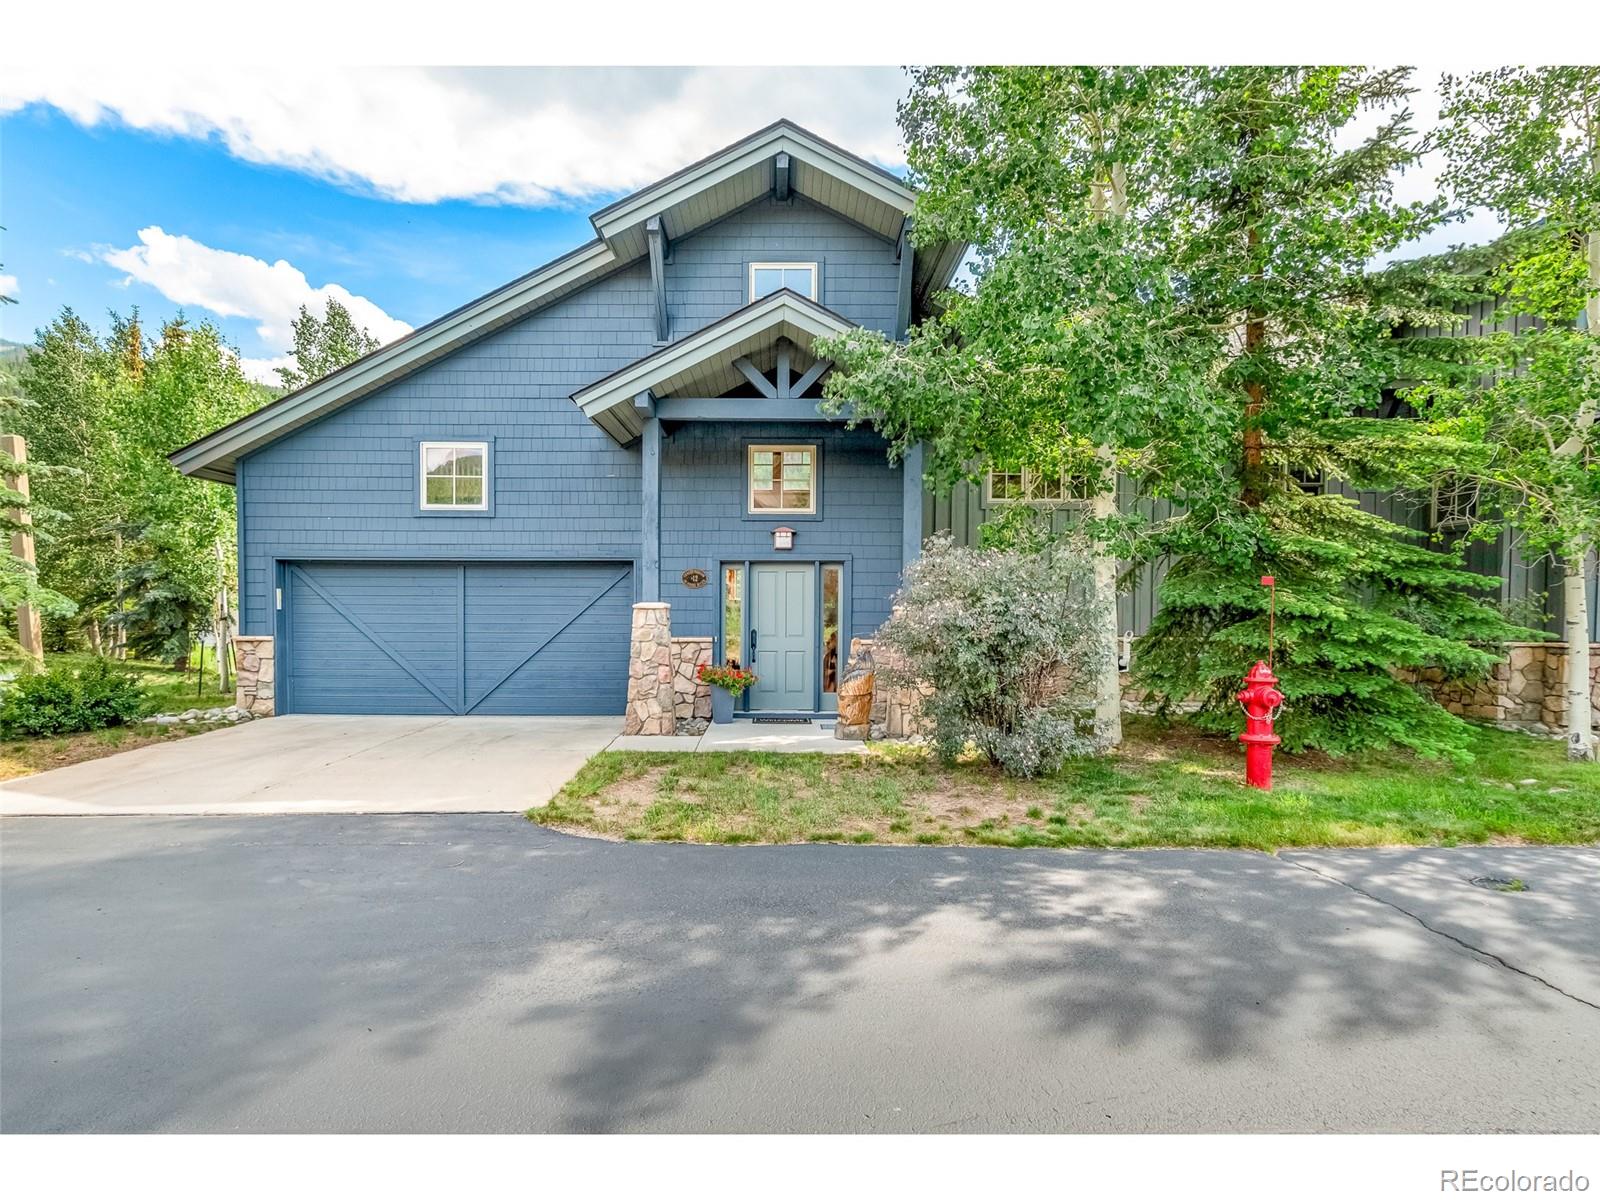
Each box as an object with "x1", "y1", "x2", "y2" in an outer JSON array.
[{"x1": 749, "y1": 563, "x2": 816, "y2": 711}]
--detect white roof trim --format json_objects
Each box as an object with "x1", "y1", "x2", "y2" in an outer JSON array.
[{"x1": 591, "y1": 122, "x2": 914, "y2": 243}]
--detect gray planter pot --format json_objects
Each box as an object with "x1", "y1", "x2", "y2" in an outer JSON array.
[{"x1": 710, "y1": 684, "x2": 736, "y2": 724}]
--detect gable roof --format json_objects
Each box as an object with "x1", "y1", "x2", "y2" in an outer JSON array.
[
  {"x1": 172, "y1": 119, "x2": 964, "y2": 483},
  {"x1": 573, "y1": 289, "x2": 856, "y2": 443}
]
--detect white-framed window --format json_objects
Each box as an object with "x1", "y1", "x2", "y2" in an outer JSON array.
[
  {"x1": 750, "y1": 262, "x2": 818, "y2": 301},
  {"x1": 984, "y1": 468, "x2": 1089, "y2": 506},
  {"x1": 748, "y1": 444, "x2": 817, "y2": 515},
  {"x1": 420, "y1": 441, "x2": 489, "y2": 510}
]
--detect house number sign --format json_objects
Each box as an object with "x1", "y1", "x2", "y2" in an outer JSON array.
[{"x1": 681, "y1": 568, "x2": 709, "y2": 589}]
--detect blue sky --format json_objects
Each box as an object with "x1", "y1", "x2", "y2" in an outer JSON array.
[
  {"x1": 0, "y1": 66, "x2": 1498, "y2": 382},
  {"x1": 1, "y1": 106, "x2": 599, "y2": 374},
  {"x1": 0, "y1": 67, "x2": 912, "y2": 380}
]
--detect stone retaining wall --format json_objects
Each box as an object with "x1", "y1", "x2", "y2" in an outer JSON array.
[
  {"x1": 232, "y1": 635, "x2": 275, "y2": 716},
  {"x1": 671, "y1": 636, "x2": 713, "y2": 724},
  {"x1": 1400, "y1": 642, "x2": 1600, "y2": 733}
]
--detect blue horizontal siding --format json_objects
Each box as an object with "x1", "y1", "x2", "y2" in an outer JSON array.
[
  {"x1": 237, "y1": 195, "x2": 910, "y2": 668},
  {"x1": 667, "y1": 195, "x2": 901, "y2": 338},
  {"x1": 239, "y1": 262, "x2": 657, "y2": 634},
  {"x1": 659, "y1": 421, "x2": 903, "y2": 647}
]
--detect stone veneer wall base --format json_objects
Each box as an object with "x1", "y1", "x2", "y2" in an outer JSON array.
[
  {"x1": 671, "y1": 637, "x2": 713, "y2": 723},
  {"x1": 1400, "y1": 642, "x2": 1600, "y2": 734},
  {"x1": 232, "y1": 635, "x2": 276, "y2": 716}
]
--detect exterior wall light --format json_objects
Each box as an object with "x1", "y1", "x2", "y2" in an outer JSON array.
[{"x1": 772, "y1": 526, "x2": 795, "y2": 551}]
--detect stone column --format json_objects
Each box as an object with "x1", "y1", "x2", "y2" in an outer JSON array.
[
  {"x1": 233, "y1": 635, "x2": 275, "y2": 716},
  {"x1": 625, "y1": 602, "x2": 675, "y2": 735}
]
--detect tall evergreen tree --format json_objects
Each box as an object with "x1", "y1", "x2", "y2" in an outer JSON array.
[{"x1": 820, "y1": 66, "x2": 1525, "y2": 756}]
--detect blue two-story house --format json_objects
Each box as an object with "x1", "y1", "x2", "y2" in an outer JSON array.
[{"x1": 173, "y1": 121, "x2": 966, "y2": 730}]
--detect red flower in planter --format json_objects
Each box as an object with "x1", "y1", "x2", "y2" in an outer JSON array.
[{"x1": 698, "y1": 663, "x2": 758, "y2": 696}]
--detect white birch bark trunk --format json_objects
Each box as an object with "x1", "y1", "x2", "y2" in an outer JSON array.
[
  {"x1": 1561, "y1": 554, "x2": 1593, "y2": 760},
  {"x1": 1091, "y1": 452, "x2": 1124, "y2": 746},
  {"x1": 1558, "y1": 223, "x2": 1598, "y2": 759},
  {"x1": 1089, "y1": 163, "x2": 1129, "y2": 747}
]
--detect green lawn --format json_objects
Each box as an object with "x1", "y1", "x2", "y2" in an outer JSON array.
[{"x1": 529, "y1": 717, "x2": 1600, "y2": 850}]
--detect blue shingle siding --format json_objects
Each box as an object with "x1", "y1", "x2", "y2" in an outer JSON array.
[
  {"x1": 667, "y1": 195, "x2": 901, "y2": 337},
  {"x1": 237, "y1": 201, "x2": 912, "y2": 694},
  {"x1": 238, "y1": 262, "x2": 657, "y2": 633},
  {"x1": 659, "y1": 422, "x2": 903, "y2": 648}
]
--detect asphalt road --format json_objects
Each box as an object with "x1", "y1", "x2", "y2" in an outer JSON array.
[{"x1": 2, "y1": 816, "x2": 1596, "y2": 1133}]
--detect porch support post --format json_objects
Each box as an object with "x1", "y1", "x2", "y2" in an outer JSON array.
[
  {"x1": 775, "y1": 338, "x2": 792, "y2": 398},
  {"x1": 901, "y1": 441, "x2": 925, "y2": 568},
  {"x1": 895, "y1": 217, "x2": 914, "y2": 340},
  {"x1": 641, "y1": 413, "x2": 661, "y2": 602},
  {"x1": 647, "y1": 216, "x2": 670, "y2": 342}
]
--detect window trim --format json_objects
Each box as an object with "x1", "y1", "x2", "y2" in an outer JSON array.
[
  {"x1": 983, "y1": 468, "x2": 1089, "y2": 507},
  {"x1": 748, "y1": 261, "x2": 819, "y2": 302},
  {"x1": 418, "y1": 439, "x2": 493, "y2": 515},
  {"x1": 747, "y1": 442, "x2": 819, "y2": 516}
]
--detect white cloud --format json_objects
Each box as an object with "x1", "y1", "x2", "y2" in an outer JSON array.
[
  {"x1": 99, "y1": 227, "x2": 412, "y2": 356},
  {"x1": 234, "y1": 353, "x2": 295, "y2": 387},
  {"x1": 0, "y1": 67, "x2": 908, "y2": 206},
  {"x1": 0, "y1": 274, "x2": 18, "y2": 300}
]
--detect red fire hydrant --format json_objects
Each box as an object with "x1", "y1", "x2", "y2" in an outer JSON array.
[{"x1": 1237, "y1": 660, "x2": 1284, "y2": 790}]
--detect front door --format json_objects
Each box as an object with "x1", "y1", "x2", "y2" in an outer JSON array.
[{"x1": 749, "y1": 563, "x2": 816, "y2": 711}]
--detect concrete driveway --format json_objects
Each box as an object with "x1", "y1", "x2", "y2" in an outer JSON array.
[
  {"x1": 0, "y1": 715, "x2": 621, "y2": 815},
  {"x1": 2, "y1": 819, "x2": 1595, "y2": 1133}
]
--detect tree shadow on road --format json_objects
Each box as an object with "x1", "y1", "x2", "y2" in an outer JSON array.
[{"x1": 0, "y1": 817, "x2": 1588, "y2": 1132}]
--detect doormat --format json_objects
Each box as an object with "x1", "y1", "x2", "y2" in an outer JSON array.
[{"x1": 752, "y1": 717, "x2": 812, "y2": 724}]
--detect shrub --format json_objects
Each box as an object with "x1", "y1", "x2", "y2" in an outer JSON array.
[
  {"x1": 876, "y1": 535, "x2": 1111, "y2": 776},
  {"x1": 0, "y1": 658, "x2": 147, "y2": 738}
]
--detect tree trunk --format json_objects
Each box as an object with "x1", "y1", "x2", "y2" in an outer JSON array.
[
  {"x1": 214, "y1": 542, "x2": 233, "y2": 693},
  {"x1": 1090, "y1": 456, "x2": 1124, "y2": 747},
  {"x1": 1087, "y1": 164, "x2": 1129, "y2": 747},
  {"x1": 111, "y1": 530, "x2": 127, "y2": 661},
  {"x1": 1564, "y1": 553, "x2": 1595, "y2": 761},
  {"x1": 1557, "y1": 224, "x2": 1599, "y2": 761},
  {"x1": 1241, "y1": 231, "x2": 1266, "y2": 507}
]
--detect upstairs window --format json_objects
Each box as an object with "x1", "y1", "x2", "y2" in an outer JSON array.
[
  {"x1": 421, "y1": 441, "x2": 489, "y2": 510},
  {"x1": 750, "y1": 262, "x2": 818, "y2": 302},
  {"x1": 748, "y1": 444, "x2": 817, "y2": 514}
]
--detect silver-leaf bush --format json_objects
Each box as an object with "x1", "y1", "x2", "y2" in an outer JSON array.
[{"x1": 876, "y1": 534, "x2": 1111, "y2": 776}]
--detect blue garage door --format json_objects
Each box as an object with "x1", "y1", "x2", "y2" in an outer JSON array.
[{"x1": 284, "y1": 561, "x2": 633, "y2": 715}]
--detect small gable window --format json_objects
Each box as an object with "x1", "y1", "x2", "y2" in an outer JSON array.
[
  {"x1": 421, "y1": 441, "x2": 489, "y2": 511},
  {"x1": 750, "y1": 262, "x2": 817, "y2": 302},
  {"x1": 748, "y1": 444, "x2": 817, "y2": 515}
]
